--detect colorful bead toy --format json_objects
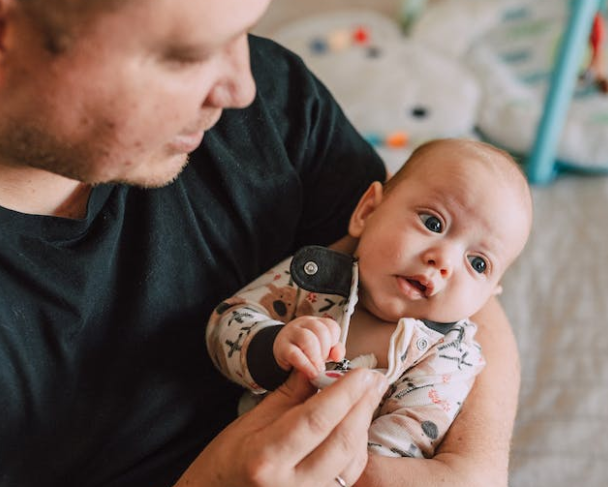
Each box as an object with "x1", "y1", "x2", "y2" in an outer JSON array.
[
  {"x1": 364, "y1": 130, "x2": 409, "y2": 149},
  {"x1": 309, "y1": 25, "x2": 372, "y2": 54}
]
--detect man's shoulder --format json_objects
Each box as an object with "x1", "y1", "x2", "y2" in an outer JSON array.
[
  {"x1": 248, "y1": 35, "x2": 306, "y2": 71},
  {"x1": 247, "y1": 34, "x2": 324, "y2": 107}
]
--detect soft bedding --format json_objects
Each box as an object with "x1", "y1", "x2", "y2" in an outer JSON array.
[{"x1": 500, "y1": 174, "x2": 608, "y2": 486}]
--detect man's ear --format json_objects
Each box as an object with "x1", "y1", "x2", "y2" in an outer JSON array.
[{"x1": 348, "y1": 181, "x2": 383, "y2": 238}]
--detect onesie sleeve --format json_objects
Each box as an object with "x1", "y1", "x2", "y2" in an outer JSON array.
[
  {"x1": 368, "y1": 320, "x2": 486, "y2": 458},
  {"x1": 206, "y1": 256, "x2": 303, "y2": 393}
]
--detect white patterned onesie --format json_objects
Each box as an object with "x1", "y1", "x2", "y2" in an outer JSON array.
[{"x1": 206, "y1": 246, "x2": 485, "y2": 458}]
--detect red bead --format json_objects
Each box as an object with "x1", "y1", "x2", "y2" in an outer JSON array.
[{"x1": 353, "y1": 26, "x2": 370, "y2": 45}]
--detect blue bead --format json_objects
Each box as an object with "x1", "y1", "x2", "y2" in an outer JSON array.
[
  {"x1": 309, "y1": 38, "x2": 328, "y2": 54},
  {"x1": 364, "y1": 134, "x2": 382, "y2": 146}
]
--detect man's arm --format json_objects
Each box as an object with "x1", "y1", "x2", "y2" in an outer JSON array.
[{"x1": 356, "y1": 297, "x2": 520, "y2": 487}]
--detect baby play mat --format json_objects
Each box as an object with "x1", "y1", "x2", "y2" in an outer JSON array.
[
  {"x1": 413, "y1": 0, "x2": 608, "y2": 171},
  {"x1": 272, "y1": 10, "x2": 481, "y2": 174}
]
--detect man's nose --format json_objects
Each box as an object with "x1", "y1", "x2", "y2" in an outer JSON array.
[{"x1": 205, "y1": 35, "x2": 257, "y2": 109}]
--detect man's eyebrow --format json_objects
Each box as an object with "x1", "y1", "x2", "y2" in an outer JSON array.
[
  {"x1": 163, "y1": 44, "x2": 210, "y2": 58},
  {"x1": 165, "y1": 18, "x2": 259, "y2": 58}
]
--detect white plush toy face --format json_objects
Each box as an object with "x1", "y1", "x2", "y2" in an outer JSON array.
[{"x1": 273, "y1": 10, "x2": 481, "y2": 173}]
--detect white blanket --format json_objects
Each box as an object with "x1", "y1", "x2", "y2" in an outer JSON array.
[{"x1": 500, "y1": 174, "x2": 608, "y2": 486}]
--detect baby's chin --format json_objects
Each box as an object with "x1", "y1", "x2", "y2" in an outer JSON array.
[
  {"x1": 380, "y1": 306, "x2": 469, "y2": 325},
  {"x1": 361, "y1": 293, "x2": 475, "y2": 325},
  {"x1": 417, "y1": 306, "x2": 477, "y2": 324}
]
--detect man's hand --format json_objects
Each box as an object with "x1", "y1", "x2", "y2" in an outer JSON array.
[
  {"x1": 175, "y1": 368, "x2": 388, "y2": 487},
  {"x1": 273, "y1": 317, "x2": 345, "y2": 379}
]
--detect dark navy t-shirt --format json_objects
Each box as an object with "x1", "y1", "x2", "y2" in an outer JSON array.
[{"x1": 0, "y1": 36, "x2": 385, "y2": 487}]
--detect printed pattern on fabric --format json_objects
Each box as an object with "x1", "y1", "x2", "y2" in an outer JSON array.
[
  {"x1": 206, "y1": 249, "x2": 485, "y2": 458},
  {"x1": 206, "y1": 255, "x2": 349, "y2": 393}
]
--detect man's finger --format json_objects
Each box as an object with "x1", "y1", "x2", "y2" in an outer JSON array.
[
  {"x1": 260, "y1": 369, "x2": 387, "y2": 466},
  {"x1": 255, "y1": 370, "x2": 318, "y2": 413},
  {"x1": 296, "y1": 380, "x2": 381, "y2": 484}
]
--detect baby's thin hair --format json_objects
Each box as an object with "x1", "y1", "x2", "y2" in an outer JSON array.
[
  {"x1": 384, "y1": 138, "x2": 526, "y2": 193},
  {"x1": 383, "y1": 138, "x2": 533, "y2": 238}
]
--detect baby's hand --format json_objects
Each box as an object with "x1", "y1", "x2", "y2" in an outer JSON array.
[{"x1": 273, "y1": 316, "x2": 345, "y2": 379}]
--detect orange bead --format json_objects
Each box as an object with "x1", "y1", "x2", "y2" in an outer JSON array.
[{"x1": 385, "y1": 131, "x2": 409, "y2": 148}]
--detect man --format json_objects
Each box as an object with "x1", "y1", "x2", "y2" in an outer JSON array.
[{"x1": 0, "y1": 1, "x2": 520, "y2": 486}]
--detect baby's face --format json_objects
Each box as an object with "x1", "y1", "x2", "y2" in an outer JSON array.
[{"x1": 350, "y1": 142, "x2": 531, "y2": 323}]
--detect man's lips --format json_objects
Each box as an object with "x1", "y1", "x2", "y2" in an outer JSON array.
[
  {"x1": 171, "y1": 112, "x2": 223, "y2": 153},
  {"x1": 169, "y1": 131, "x2": 205, "y2": 153}
]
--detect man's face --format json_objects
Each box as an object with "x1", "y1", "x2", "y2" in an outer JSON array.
[{"x1": 0, "y1": 0, "x2": 271, "y2": 187}]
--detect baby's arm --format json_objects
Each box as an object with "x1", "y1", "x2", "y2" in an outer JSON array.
[
  {"x1": 273, "y1": 316, "x2": 345, "y2": 379},
  {"x1": 206, "y1": 256, "x2": 295, "y2": 393},
  {"x1": 206, "y1": 253, "x2": 346, "y2": 392},
  {"x1": 206, "y1": 299, "x2": 286, "y2": 393}
]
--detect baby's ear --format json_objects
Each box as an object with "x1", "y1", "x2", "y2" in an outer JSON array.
[
  {"x1": 348, "y1": 181, "x2": 383, "y2": 238},
  {"x1": 493, "y1": 284, "x2": 503, "y2": 296}
]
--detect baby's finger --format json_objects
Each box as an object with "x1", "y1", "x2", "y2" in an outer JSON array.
[
  {"x1": 282, "y1": 344, "x2": 322, "y2": 379},
  {"x1": 322, "y1": 317, "x2": 342, "y2": 344},
  {"x1": 302, "y1": 318, "x2": 341, "y2": 362},
  {"x1": 310, "y1": 317, "x2": 342, "y2": 343},
  {"x1": 328, "y1": 342, "x2": 345, "y2": 362},
  {"x1": 293, "y1": 326, "x2": 327, "y2": 371}
]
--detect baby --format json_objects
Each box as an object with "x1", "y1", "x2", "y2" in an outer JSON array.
[{"x1": 206, "y1": 138, "x2": 532, "y2": 459}]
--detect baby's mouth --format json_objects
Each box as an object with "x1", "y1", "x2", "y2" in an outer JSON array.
[
  {"x1": 396, "y1": 275, "x2": 434, "y2": 300},
  {"x1": 405, "y1": 276, "x2": 435, "y2": 297},
  {"x1": 406, "y1": 278, "x2": 427, "y2": 293}
]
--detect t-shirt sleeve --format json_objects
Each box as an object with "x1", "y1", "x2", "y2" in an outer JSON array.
[{"x1": 249, "y1": 35, "x2": 387, "y2": 249}]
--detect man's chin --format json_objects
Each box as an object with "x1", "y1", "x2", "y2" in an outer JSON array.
[{"x1": 101, "y1": 154, "x2": 190, "y2": 189}]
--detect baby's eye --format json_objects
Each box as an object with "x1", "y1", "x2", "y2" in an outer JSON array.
[
  {"x1": 420, "y1": 214, "x2": 442, "y2": 233},
  {"x1": 468, "y1": 255, "x2": 488, "y2": 274}
]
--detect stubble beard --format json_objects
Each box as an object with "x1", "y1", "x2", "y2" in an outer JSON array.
[{"x1": 0, "y1": 121, "x2": 190, "y2": 188}]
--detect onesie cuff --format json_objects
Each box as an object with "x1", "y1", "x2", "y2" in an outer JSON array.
[{"x1": 247, "y1": 324, "x2": 290, "y2": 391}]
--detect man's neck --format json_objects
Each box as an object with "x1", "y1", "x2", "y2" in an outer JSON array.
[{"x1": 0, "y1": 164, "x2": 92, "y2": 219}]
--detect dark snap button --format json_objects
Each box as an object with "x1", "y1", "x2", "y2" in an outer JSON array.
[{"x1": 304, "y1": 261, "x2": 319, "y2": 275}]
